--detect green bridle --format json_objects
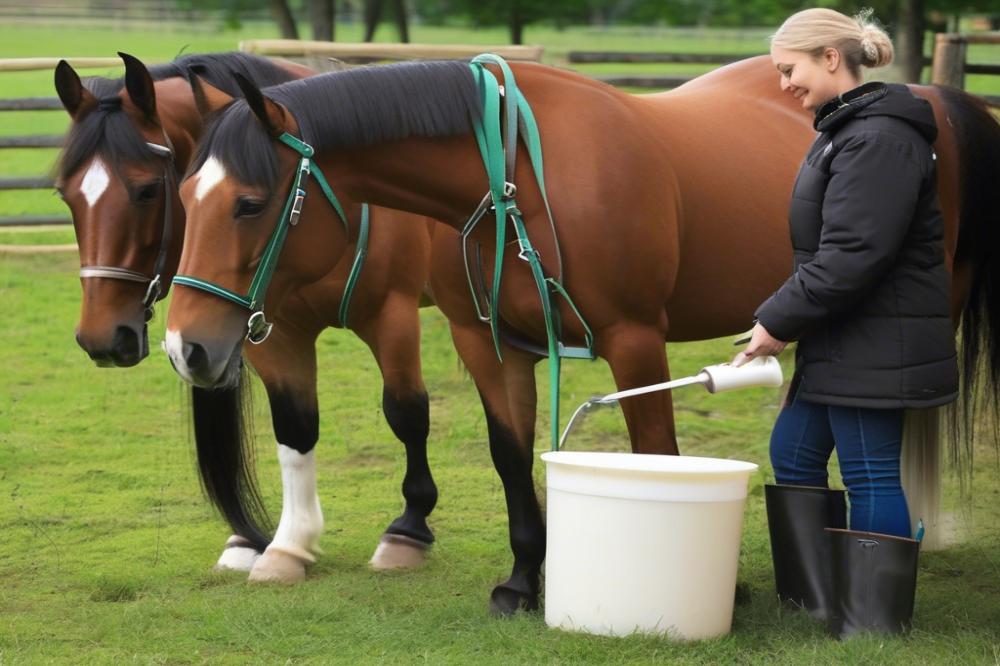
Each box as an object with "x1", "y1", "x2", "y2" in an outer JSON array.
[{"x1": 172, "y1": 132, "x2": 369, "y2": 344}]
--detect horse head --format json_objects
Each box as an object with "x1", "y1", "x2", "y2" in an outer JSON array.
[{"x1": 54, "y1": 53, "x2": 186, "y2": 366}]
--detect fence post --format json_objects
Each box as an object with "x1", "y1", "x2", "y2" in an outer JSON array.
[{"x1": 931, "y1": 33, "x2": 967, "y2": 88}]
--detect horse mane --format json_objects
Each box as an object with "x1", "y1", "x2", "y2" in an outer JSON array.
[
  {"x1": 188, "y1": 60, "x2": 482, "y2": 192},
  {"x1": 57, "y1": 52, "x2": 298, "y2": 181}
]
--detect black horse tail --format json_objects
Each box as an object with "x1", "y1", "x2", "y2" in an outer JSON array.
[
  {"x1": 190, "y1": 367, "x2": 272, "y2": 552},
  {"x1": 940, "y1": 86, "x2": 1000, "y2": 474}
]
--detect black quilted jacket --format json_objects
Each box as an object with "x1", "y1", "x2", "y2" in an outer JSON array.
[{"x1": 755, "y1": 82, "x2": 958, "y2": 408}]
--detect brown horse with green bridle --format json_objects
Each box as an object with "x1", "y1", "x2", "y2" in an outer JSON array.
[
  {"x1": 164, "y1": 55, "x2": 1000, "y2": 613},
  {"x1": 55, "y1": 52, "x2": 443, "y2": 582}
]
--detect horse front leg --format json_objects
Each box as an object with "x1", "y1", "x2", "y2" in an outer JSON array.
[
  {"x1": 449, "y1": 321, "x2": 545, "y2": 615},
  {"x1": 599, "y1": 323, "x2": 678, "y2": 454},
  {"x1": 244, "y1": 324, "x2": 325, "y2": 583},
  {"x1": 353, "y1": 292, "x2": 438, "y2": 570}
]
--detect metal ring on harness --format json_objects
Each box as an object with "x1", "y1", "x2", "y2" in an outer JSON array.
[{"x1": 247, "y1": 311, "x2": 273, "y2": 344}]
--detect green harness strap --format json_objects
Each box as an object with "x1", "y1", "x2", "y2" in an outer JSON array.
[{"x1": 466, "y1": 54, "x2": 595, "y2": 450}]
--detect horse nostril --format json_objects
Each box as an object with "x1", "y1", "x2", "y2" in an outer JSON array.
[
  {"x1": 112, "y1": 325, "x2": 140, "y2": 360},
  {"x1": 183, "y1": 341, "x2": 208, "y2": 373}
]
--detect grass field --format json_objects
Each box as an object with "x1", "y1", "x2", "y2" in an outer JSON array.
[
  {"x1": 2, "y1": 19, "x2": 1000, "y2": 665},
  {"x1": 3, "y1": 243, "x2": 1000, "y2": 664}
]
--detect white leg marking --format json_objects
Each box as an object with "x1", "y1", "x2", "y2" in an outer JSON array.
[
  {"x1": 215, "y1": 535, "x2": 262, "y2": 572},
  {"x1": 194, "y1": 156, "x2": 227, "y2": 202},
  {"x1": 271, "y1": 444, "x2": 323, "y2": 557},
  {"x1": 81, "y1": 158, "x2": 110, "y2": 207},
  {"x1": 249, "y1": 445, "x2": 323, "y2": 583}
]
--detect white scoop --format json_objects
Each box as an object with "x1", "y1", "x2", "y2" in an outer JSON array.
[{"x1": 558, "y1": 356, "x2": 783, "y2": 449}]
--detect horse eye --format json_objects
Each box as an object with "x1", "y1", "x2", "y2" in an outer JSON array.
[
  {"x1": 235, "y1": 197, "x2": 267, "y2": 218},
  {"x1": 133, "y1": 182, "x2": 160, "y2": 203}
]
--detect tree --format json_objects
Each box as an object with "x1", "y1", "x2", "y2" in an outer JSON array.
[
  {"x1": 895, "y1": 0, "x2": 926, "y2": 82},
  {"x1": 269, "y1": 0, "x2": 299, "y2": 39},
  {"x1": 364, "y1": 0, "x2": 410, "y2": 42},
  {"x1": 310, "y1": 0, "x2": 335, "y2": 41}
]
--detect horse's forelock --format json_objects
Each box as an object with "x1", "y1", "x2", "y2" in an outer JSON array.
[
  {"x1": 186, "y1": 100, "x2": 279, "y2": 194},
  {"x1": 57, "y1": 104, "x2": 159, "y2": 182}
]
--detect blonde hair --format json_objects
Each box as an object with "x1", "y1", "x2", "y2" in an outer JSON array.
[{"x1": 771, "y1": 8, "x2": 894, "y2": 76}]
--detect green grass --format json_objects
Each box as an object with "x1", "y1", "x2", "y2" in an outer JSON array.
[{"x1": 2, "y1": 250, "x2": 1000, "y2": 664}]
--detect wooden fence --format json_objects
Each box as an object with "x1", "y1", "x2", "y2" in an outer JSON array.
[
  {"x1": 931, "y1": 32, "x2": 1000, "y2": 105},
  {"x1": 0, "y1": 57, "x2": 124, "y2": 227},
  {"x1": 568, "y1": 51, "x2": 762, "y2": 88},
  {"x1": 2, "y1": 35, "x2": 997, "y2": 228}
]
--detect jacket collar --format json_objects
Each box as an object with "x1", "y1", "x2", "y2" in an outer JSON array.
[{"x1": 813, "y1": 81, "x2": 888, "y2": 133}]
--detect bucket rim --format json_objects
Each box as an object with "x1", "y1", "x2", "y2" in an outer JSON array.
[{"x1": 540, "y1": 451, "x2": 759, "y2": 475}]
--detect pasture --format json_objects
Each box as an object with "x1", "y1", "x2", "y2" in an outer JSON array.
[{"x1": 2, "y1": 20, "x2": 1000, "y2": 665}]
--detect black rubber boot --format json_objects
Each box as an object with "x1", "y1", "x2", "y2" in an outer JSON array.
[
  {"x1": 825, "y1": 528, "x2": 920, "y2": 637},
  {"x1": 765, "y1": 484, "x2": 847, "y2": 620}
]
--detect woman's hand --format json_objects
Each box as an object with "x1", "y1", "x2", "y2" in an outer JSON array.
[{"x1": 732, "y1": 322, "x2": 787, "y2": 367}]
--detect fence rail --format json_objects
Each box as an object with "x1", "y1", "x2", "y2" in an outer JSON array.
[
  {"x1": 1, "y1": 135, "x2": 63, "y2": 149},
  {"x1": 568, "y1": 51, "x2": 760, "y2": 64},
  {"x1": 3, "y1": 36, "x2": 998, "y2": 229},
  {"x1": 931, "y1": 32, "x2": 1000, "y2": 104},
  {"x1": 239, "y1": 40, "x2": 545, "y2": 65}
]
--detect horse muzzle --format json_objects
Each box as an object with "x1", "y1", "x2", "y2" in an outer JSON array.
[
  {"x1": 76, "y1": 323, "x2": 149, "y2": 368},
  {"x1": 163, "y1": 329, "x2": 240, "y2": 388}
]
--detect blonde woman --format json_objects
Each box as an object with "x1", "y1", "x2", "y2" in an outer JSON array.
[{"x1": 733, "y1": 8, "x2": 958, "y2": 637}]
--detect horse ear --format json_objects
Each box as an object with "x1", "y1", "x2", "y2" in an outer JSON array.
[
  {"x1": 187, "y1": 66, "x2": 235, "y2": 118},
  {"x1": 54, "y1": 60, "x2": 96, "y2": 119},
  {"x1": 232, "y1": 71, "x2": 288, "y2": 136},
  {"x1": 119, "y1": 51, "x2": 157, "y2": 120}
]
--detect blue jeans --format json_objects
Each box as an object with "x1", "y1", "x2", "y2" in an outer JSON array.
[{"x1": 770, "y1": 396, "x2": 911, "y2": 538}]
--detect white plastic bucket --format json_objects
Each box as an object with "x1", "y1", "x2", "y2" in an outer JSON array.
[{"x1": 541, "y1": 451, "x2": 758, "y2": 640}]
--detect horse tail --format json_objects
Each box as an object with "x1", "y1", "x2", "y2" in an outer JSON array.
[
  {"x1": 190, "y1": 367, "x2": 272, "y2": 552},
  {"x1": 901, "y1": 407, "x2": 945, "y2": 549},
  {"x1": 940, "y1": 86, "x2": 1000, "y2": 474}
]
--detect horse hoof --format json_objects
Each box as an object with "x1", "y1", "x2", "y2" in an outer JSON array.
[
  {"x1": 489, "y1": 584, "x2": 539, "y2": 616},
  {"x1": 369, "y1": 533, "x2": 430, "y2": 570},
  {"x1": 213, "y1": 536, "x2": 262, "y2": 572},
  {"x1": 248, "y1": 547, "x2": 311, "y2": 584}
]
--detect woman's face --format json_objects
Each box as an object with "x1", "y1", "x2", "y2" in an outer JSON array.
[{"x1": 770, "y1": 45, "x2": 843, "y2": 111}]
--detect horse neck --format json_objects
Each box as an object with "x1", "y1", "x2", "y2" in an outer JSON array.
[{"x1": 325, "y1": 134, "x2": 492, "y2": 229}]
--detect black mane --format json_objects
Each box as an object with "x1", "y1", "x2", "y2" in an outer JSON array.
[
  {"x1": 188, "y1": 60, "x2": 483, "y2": 192},
  {"x1": 57, "y1": 52, "x2": 298, "y2": 181}
]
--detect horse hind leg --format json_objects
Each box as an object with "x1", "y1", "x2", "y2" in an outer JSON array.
[{"x1": 354, "y1": 294, "x2": 438, "y2": 570}]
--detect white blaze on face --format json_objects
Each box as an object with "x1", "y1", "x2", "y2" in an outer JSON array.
[
  {"x1": 80, "y1": 158, "x2": 110, "y2": 207},
  {"x1": 194, "y1": 156, "x2": 227, "y2": 202}
]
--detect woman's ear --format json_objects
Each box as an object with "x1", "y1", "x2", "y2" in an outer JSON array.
[{"x1": 823, "y1": 47, "x2": 841, "y2": 73}]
